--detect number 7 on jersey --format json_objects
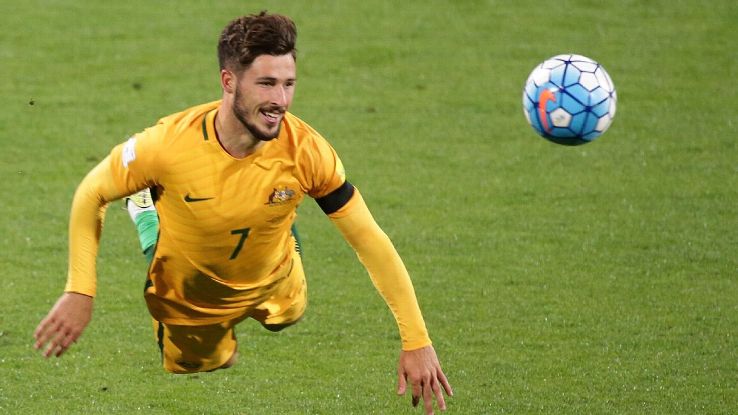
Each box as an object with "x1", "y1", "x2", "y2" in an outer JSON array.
[{"x1": 229, "y1": 227, "x2": 250, "y2": 259}]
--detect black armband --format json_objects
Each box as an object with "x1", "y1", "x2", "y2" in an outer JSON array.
[{"x1": 315, "y1": 181, "x2": 355, "y2": 214}]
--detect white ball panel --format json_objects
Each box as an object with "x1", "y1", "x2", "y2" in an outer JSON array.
[
  {"x1": 595, "y1": 67, "x2": 614, "y2": 93},
  {"x1": 579, "y1": 72, "x2": 599, "y2": 91},
  {"x1": 531, "y1": 67, "x2": 551, "y2": 86},
  {"x1": 603, "y1": 69, "x2": 615, "y2": 92},
  {"x1": 572, "y1": 61, "x2": 598, "y2": 72},
  {"x1": 550, "y1": 108, "x2": 572, "y2": 127},
  {"x1": 596, "y1": 113, "x2": 613, "y2": 132},
  {"x1": 542, "y1": 59, "x2": 565, "y2": 70}
]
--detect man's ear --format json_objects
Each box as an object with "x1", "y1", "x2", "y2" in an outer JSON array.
[{"x1": 221, "y1": 69, "x2": 235, "y2": 94}]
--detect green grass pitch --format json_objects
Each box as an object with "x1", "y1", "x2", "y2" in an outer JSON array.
[{"x1": 1, "y1": 0, "x2": 736, "y2": 413}]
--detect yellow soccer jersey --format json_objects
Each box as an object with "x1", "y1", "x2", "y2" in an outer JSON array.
[{"x1": 107, "y1": 101, "x2": 345, "y2": 324}]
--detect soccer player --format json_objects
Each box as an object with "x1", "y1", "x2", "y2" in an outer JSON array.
[{"x1": 33, "y1": 11, "x2": 452, "y2": 414}]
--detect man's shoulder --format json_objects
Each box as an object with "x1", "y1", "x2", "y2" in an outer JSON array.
[
  {"x1": 282, "y1": 112, "x2": 327, "y2": 145},
  {"x1": 139, "y1": 100, "x2": 220, "y2": 145},
  {"x1": 157, "y1": 100, "x2": 220, "y2": 128}
]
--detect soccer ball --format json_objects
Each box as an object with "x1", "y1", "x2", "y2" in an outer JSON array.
[{"x1": 522, "y1": 54, "x2": 617, "y2": 145}]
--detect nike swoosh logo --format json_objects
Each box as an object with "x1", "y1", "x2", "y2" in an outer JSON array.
[
  {"x1": 538, "y1": 89, "x2": 556, "y2": 133},
  {"x1": 184, "y1": 194, "x2": 214, "y2": 203}
]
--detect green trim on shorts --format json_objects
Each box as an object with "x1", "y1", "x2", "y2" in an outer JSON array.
[{"x1": 291, "y1": 223, "x2": 302, "y2": 258}]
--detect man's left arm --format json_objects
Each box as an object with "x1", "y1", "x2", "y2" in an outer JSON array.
[{"x1": 317, "y1": 182, "x2": 453, "y2": 413}]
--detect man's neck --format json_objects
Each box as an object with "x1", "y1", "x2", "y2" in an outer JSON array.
[{"x1": 214, "y1": 103, "x2": 264, "y2": 159}]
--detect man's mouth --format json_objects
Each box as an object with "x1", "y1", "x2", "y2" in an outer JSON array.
[{"x1": 261, "y1": 109, "x2": 283, "y2": 125}]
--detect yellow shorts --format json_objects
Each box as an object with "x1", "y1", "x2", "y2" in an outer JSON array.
[{"x1": 153, "y1": 250, "x2": 307, "y2": 373}]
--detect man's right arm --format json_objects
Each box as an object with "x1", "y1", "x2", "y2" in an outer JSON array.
[
  {"x1": 33, "y1": 157, "x2": 130, "y2": 357},
  {"x1": 64, "y1": 156, "x2": 129, "y2": 295}
]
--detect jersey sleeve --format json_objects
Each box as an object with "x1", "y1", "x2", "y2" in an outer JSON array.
[
  {"x1": 64, "y1": 156, "x2": 134, "y2": 296},
  {"x1": 328, "y1": 188, "x2": 432, "y2": 350},
  {"x1": 298, "y1": 131, "x2": 347, "y2": 199},
  {"x1": 65, "y1": 123, "x2": 167, "y2": 296},
  {"x1": 107, "y1": 123, "x2": 166, "y2": 193}
]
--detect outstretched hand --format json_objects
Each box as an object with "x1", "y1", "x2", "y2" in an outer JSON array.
[
  {"x1": 397, "y1": 345, "x2": 453, "y2": 414},
  {"x1": 34, "y1": 292, "x2": 93, "y2": 357}
]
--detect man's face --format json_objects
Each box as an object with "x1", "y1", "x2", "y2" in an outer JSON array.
[{"x1": 230, "y1": 53, "x2": 296, "y2": 141}]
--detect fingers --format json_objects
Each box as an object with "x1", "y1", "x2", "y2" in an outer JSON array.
[
  {"x1": 43, "y1": 340, "x2": 62, "y2": 358},
  {"x1": 33, "y1": 316, "x2": 49, "y2": 340},
  {"x1": 39, "y1": 328, "x2": 66, "y2": 358},
  {"x1": 438, "y1": 368, "x2": 454, "y2": 397},
  {"x1": 425, "y1": 379, "x2": 446, "y2": 411},
  {"x1": 398, "y1": 346, "x2": 453, "y2": 413},
  {"x1": 33, "y1": 315, "x2": 59, "y2": 354},
  {"x1": 397, "y1": 366, "x2": 408, "y2": 395},
  {"x1": 399, "y1": 369, "x2": 423, "y2": 409},
  {"x1": 34, "y1": 315, "x2": 80, "y2": 358},
  {"x1": 55, "y1": 329, "x2": 79, "y2": 357},
  {"x1": 412, "y1": 381, "x2": 422, "y2": 408},
  {"x1": 44, "y1": 330, "x2": 76, "y2": 358},
  {"x1": 418, "y1": 371, "x2": 451, "y2": 414},
  {"x1": 417, "y1": 376, "x2": 449, "y2": 415},
  {"x1": 422, "y1": 383, "x2": 433, "y2": 414},
  {"x1": 33, "y1": 292, "x2": 93, "y2": 359},
  {"x1": 399, "y1": 367, "x2": 424, "y2": 409}
]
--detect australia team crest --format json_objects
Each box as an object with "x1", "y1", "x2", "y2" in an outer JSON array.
[{"x1": 266, "y1": 186, "x2": 296, "y2": 206}]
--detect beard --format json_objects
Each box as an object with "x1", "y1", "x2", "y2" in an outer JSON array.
[{"x1": 232, "y1": 87, "x2": 282, "y2": 142}]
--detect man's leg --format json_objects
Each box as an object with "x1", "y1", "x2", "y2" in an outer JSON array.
[
  {"x1": 151, "y1": 318, "x2": 242, "y2": 373},
  {"x1": 250, "y1": 239, "x2": 307, "y2": 332},
  {"x1": 124, "y1": 188, "x2": 159, "y2": 262}
]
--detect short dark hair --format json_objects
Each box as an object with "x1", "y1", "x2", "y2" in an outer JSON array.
[{"x1": 217, "y1": 11, "x2": 297, "y2": 72}]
